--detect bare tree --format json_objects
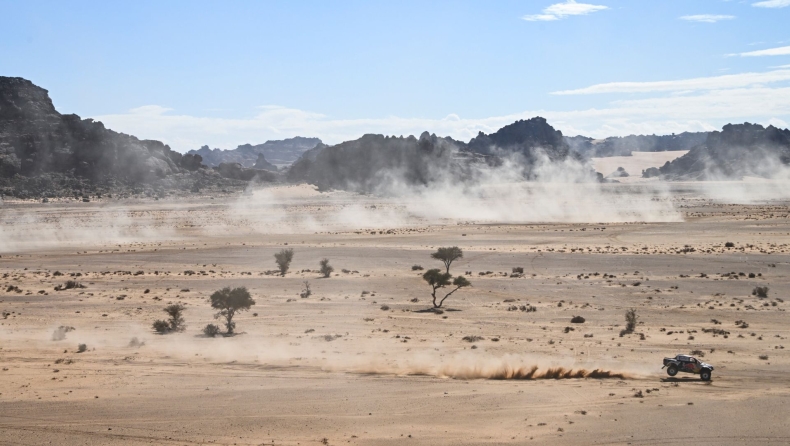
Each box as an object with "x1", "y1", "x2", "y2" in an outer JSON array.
[
  {"x1": 430, "y1": 246, "x2": 463, "y2": 274},
  {"x1": 210, "y1": 287, "x2": 256, "y2": 334},
  {"x1": 423, "y1": 269, "x2": 471, "y2": 308},
  {"x1": 319, "y1": 258, "x2": 334, "y2": 278},
  {"x1": 274, "y1": 248, "x2": 294, "y2": 276}
]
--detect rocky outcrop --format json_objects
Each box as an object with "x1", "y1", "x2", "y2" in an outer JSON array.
[
  {"x1": 287, "y1": 118, "x2": 580, "y2": 191},
  {"x1": 189, "y1": 137, "x2": 322, "y2": 168},
  {"x1": 287, "y1": 132, "x2": 471, "y2": 192},
  {"x1": 567, "y1": 132, "x2": 707, "y2": 158},
  {"x1": 0, "y1": 76, "x2": 201, "y2": 183},
  {"x1": 653, "y1": 123, "x2": 790, "y2": 180},
  {"x1": 253, "y1": 153, "x2": 278, "y2": 171},
  {"x1": 466, "y1": 117, "x2": 572, "y2": 163}
]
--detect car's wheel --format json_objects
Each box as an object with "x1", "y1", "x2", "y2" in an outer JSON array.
[
  {"x1": 667, "y1": 365, "x2": 678, "y2": 376},
  {"x1": 700, "y1": 369, "x2": 711, "y2": 381}
]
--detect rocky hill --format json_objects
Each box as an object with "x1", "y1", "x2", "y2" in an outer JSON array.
[
  {"x1": 466, "y1": 117, "x2": 572, "y2": 163},
  {"x1": 0, "y1": 77, "x2": 273, "y2": 198},
  {"x1": 567, "y1": 132, "x2": 708, "y2": 158},
  {"x1": 287, "y1": 117, "x2": 578, "y2": 191},
  {"x1": 189, "y1": 137, "x2": 322, "y2": 168},
  {"x1": 651, "y1": 123, "x2": 790, "y2": 180}
]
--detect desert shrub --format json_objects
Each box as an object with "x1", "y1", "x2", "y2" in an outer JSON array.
[
  {"x1": 203, "y1": 324, "x2": 221, "y2": 337},
  {"x1": 690, "y1": 349, "x2": 705, "y2": 357},
  {"x1": 380, "y1": 305, "x2": 390, "y2": 311},
  {"x1": 412, "y1": 265, "x2": 424, "y2": 271},
  {"x1": 430, "y1": 247, "x2": 463, "y2": 274},
  {"x1": 77, "y1": 343, "x2": 87, "y2": 353},
  {"x1": 152, "y1": 319, "x2": 171, "y2": 333},
  {"x1": 759, "y1": 354, "x2": 769, "y2": 360},
  {"x1": 624, "y1": 308, "x2": 638, "y2": 333},
  {"x1": 423, "y1": 269, "x2": 471, "y2": 308},
  {"x1": 570, "y1": 315, "x2": 585, "y2": 324},
  {"x1": 319, "y1": 258, "x2": 334, "y2": 278},
  {"x1": 512, "y1": 267, "x2": 524, "y2": 274},
  {"x1": 752, "y1": 286, "x2": 769, "y2": 298},
  {"x1": 210, "y1": 286, "x2": 256, "y2": 334},
  {"x1": 274, "y1": 248, "x2": 294, "y2": 276},
  {"x1": 462, "y1": 335, "x2": 484, "y2": 342},
  {"x1": 725, "y1": 242, "x2": 735, "y2": 248},
  {"x1": 300, "y1": 281, "x2": 312, "y2": 298}
]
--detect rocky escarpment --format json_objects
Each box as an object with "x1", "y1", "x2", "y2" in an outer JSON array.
[
  {"x1": 0, "y1": 77, "x2": 202, "y2": 183},
  {"x1": 652, "y1": 123, "x2": 790, "y2": 180},
  {"x1": 0, "y1": 77, "x2": 277, "y2": 198},
  {"x1": 189, "y1": 137, "x2": 322, "y2": 168},
  {"x1": 567, "y1": 132, "x2": 708, "y2": 158}
]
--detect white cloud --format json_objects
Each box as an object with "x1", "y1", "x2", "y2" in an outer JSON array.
[
  {"x1": 679, "y1": 14, "x2": 735, "y2": 23},
  {"x1": 552, "y1": 69, "x2": 790, "y2": 95},
  {"x1": 753, "y1": 0, "x2": 790, "y2": 8},
  {"x1": 523, "y1": 0, "x2": 607, "y2": 21},
  {"x1": 92, "y1": 80, "x2": 790, "y2": 152},
  {"x1": 733, "y1": 45, "x2": 790, "y2": 57}
]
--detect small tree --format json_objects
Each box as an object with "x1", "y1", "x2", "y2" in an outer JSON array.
[
  {"x1": 423, "y1": 268, "x2": 471, "y2": 308},
  {"x1": 152, "y1": 304, "x2": 186, "y2": 333},
  {"x1": 624, "y1": 308, "x2": 638, "y2": 333},
  {"x1": 274, "y1": 248, "x2": 294, "y2": 276},
  {"x1": 319, "y1": 258, "x2": 334, "y2": 278},
  {"x1": 430, "y1": 246, "x2": 463, "y2": 274},
  {"x1": 210, "y1": 286, "x2": 256, "y2": 334}
]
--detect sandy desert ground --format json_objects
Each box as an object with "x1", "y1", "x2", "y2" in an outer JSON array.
[{"x1": 1, "y1": 183, "x2": 790, "y2": 445}]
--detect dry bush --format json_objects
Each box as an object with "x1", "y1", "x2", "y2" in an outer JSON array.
[
  {"x1": 462, "y1": 335, "x2": 484, "y2": 342},
  {"x1": 77, "y1": 343, "x2": 87, "y2": 353},
  {"x1": 570, "y1": 315, "x2": 585, "y2": 324},
  {"x1": 624, "y1": 308, "x2": 638, "y2": 332},
  {"x1": 300, "y1": 281, "x2": 312, "y2": 298},
  {"x1": 203, "y1": 324, "x2": 221, "y2": 337},
  {"x1": 412, "y1": 265, "x2": 424, "y2": 271},
  {"x1": 319, "y1": 259, "x2": 334, "y2": 278},
  {"x1": 752, "y1": 286, "x2": 769, "y2": 298},
  {"x1": 274, "y1": 248, "x2": 294, "y2": 276},
  {"x1": 759, "y1": 355, "x2": 769, "y2": 360}
]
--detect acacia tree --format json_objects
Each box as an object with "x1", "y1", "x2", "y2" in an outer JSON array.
[
  {"x1": 423, "y1": 269, "x2": 471, "y2": 308},
  {"x1": 210, "y1": 286, "x2": 256, "y2": 334},
  {"x1": 431, "y1": 246, "x2": 463, "y2": 274},
  {"x1": 274, "y1": 248, "x2": 294, "y2": 276}
]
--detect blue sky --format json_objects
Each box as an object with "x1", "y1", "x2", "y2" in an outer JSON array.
[{"x1": 2, "y1": 0, "x2": 790, "y2": 151}]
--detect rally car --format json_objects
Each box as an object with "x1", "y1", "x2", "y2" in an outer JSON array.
[{"x1": 662, "y1": 354, "x2": 714, "y2": 381}]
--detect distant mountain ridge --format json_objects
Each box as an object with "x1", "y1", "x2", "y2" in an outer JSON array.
[
  {"x1": 650, "y1": 123, "x2": 790, "y2": 180},
  {"x1": 566, "y1": 132, "x2": 708, "y2": 158},
  {"x1": 188, "y1": 137, "x2": 323, "y2": 168},
  {"x1": 287, "y1": 117, "x2": 577, "y2": 192}
]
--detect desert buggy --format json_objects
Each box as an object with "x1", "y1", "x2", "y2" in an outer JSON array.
[{"x1": 662, "y1": 355, "x2": 714, "y2": 381}]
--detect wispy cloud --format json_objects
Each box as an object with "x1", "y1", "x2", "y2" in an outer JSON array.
[
  {"x1": 552, "y1": 69, "x2": 790, "y2": 95},
  {"x1": 752, "y1": 0, "x2": 790, "y2": 8},
  {"x1": 679, "y1": 14, "x2": 735, "y2": 23},
  {"x1": 522, "y1": 0, "x2": 607, "y2": 22},
  {"x1": 732, "y1": 45, "x2": 790, "y2": 57},
  {"x1": 92, "y1": 74, "x2": 790, "y2": 151}
]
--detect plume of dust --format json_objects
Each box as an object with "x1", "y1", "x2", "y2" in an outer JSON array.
[{"x1": 323, "y1": 352, "x2": 640, "y2": 381}]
